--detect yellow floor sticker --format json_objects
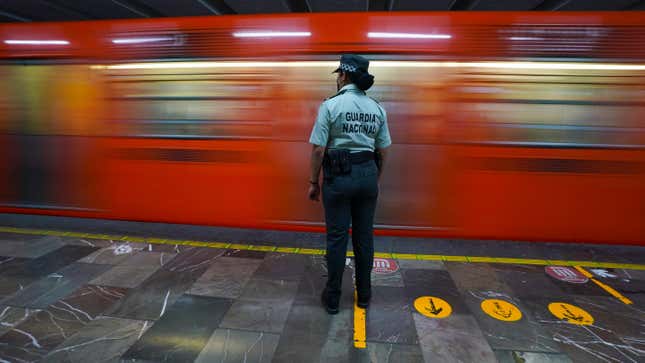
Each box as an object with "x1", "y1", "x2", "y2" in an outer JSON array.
[
  {"x1": 353, "y1": 291, "x2": 366, "y2": 349},
  {"x1": 481, "y1": 299, "x2": 522, "y2": 322},
  {"x1": 548, "y1": 302, "x2": 594, "y2": 325},
  {"x1": 414, "y1": 296, "x2": 452, "y2": 319}
]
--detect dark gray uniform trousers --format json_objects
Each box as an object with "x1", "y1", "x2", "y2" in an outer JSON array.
[{"x1": 322, "y1": 159, "x2": 379, "y2": 303}]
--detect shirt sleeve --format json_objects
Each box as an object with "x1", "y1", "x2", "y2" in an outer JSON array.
[
  {"x1": 308, "y1": 102, "x2": 331, "y2": 147},
  {"x1": 375, "y1": 108, "x2": 392, "y2": 149}
]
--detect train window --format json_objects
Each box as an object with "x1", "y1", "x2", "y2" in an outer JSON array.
[
  {"x1": 449, "y1": 71, "x2": 645, "y2": 148},
  {"x1": 103, "y1": 68, "x2": 273, "y2": 139},
  {"x1": 0, "y1": 65, "x2": 102, "y2": 136}
]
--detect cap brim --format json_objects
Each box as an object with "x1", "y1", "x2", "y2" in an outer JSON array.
[{"x1": 332, "y1": 67, "x2": 341, "y2": 74}]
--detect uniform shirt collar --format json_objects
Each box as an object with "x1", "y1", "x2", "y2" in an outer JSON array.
[{"x1": 339, "y1": 83, "x2": 360, "y2": 93}]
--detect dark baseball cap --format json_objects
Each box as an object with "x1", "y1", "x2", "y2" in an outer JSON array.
[{"x1": 332, "y1": 54, "x2": 370, "y2": 74}]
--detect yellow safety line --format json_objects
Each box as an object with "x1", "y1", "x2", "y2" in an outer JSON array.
[
  {"x1": 0, "y1": 226, "x2": 643, "y2": 270},
  {"x1": 574, "y1": 266, "x2": 633, "y2": 305},
  {"x1": 353, "y1": 290, "x2": 366, "y2": 349}
]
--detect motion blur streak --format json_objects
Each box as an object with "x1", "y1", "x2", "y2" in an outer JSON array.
[{"x1": 0, "y1": 12, "x2": 644, "y2": 245}]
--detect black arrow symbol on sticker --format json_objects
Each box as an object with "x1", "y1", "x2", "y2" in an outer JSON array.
[
  {"x1": 493, "y1": 302, "x2": 513, "y2": 319},
  {"x1": 425, "y1": 298, "x2": 443, "y2": 315},
  {"x1": 562, "y1": 307, "x2": 585, "y2": 322}
]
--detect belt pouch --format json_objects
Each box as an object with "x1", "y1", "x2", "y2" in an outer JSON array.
[{"x1": 324, "y1": 149, "x2": 352, "y2": 176}]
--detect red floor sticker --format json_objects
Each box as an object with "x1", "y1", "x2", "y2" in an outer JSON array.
[
  {"x1": 545, "y1": 266, "x2": 588, "y2": 283},
  {"x1": 373, "y1": 258, "x2": 399, "y2": 274}
]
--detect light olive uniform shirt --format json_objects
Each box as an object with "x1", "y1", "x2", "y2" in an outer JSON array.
[{"x1": 309, "y1": 84, "x2": 391, "y2": 151}]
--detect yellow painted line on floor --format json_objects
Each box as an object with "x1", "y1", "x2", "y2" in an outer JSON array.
[
  {"x1": 568, "y1": 260, "x2": 605, "y2": 268},
  {"x1": 0, "y1": 226, "x2": 644, "y2": 270},
  {"x1": 574, "y1": 266, "x2": 633, "y2": 305},
  {"x1": 248, "y1": 245, "x2": 277, "y2": 252},
  {"x1": 391, "y1": 253, "x2": 418, "y2": 260},
  {"x1": 546, "y1": 260, "x2": 573, "y2": 266},
  {"x1": 467, "y1": 256, "x2": 493, "y2": 263},
  {"x1": 494, "y1": 257, "x2": 548, "y2": 265},
  {"x1": 275, "y1": 247, "x2": 299, "y2": 253},
  {"x1": 298, "y1": 248, "x2": 325, "y2": 255},
  {"x1": 353, "y1": 291, "x2": 367, "y2": 349},
  {"x1": 442, "y1": 255, "x2": 469, "y2": 262},
  {"x1": 416, "y1": 254, "x2": 443, "y2": 261}
]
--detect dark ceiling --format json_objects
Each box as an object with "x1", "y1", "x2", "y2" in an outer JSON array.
[{"x1": 1, "y1": 0, "x2": 645, "y2": 23}]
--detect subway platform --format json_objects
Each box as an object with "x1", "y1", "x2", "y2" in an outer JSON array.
[{"x1": 0, "y1": 214, "x2": 642, "y2": 363}]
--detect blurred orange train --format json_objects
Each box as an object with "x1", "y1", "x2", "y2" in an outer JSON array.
[{"x1": 0, "y1": 12, "x2": 643, "y2": 245}]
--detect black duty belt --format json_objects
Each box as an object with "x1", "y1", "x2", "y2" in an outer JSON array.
[{"x1": 350, "y1": 151, "x2": 374, "y2": 164}]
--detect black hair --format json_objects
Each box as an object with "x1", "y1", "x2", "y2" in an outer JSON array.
[{"x1": 347, "y1": 70, "x2": 374, "y2": 91}]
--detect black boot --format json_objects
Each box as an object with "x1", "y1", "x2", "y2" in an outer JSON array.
[
  {"x1": 321, "y1": 288, "x2": 339, "y2": 314},
  {"x1": 357, "y1": 290, "x2": 371, "y2": 309}
]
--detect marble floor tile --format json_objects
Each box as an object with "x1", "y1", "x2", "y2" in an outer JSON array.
[
  {"x1": 492, "y1": 265, "x2": 569, "y2": 299},
  {"x1": 0, "y1": 256, "x2": 30, "y2": 275},
  {"x1": 463, "y1": 290, "x2": 561, "y2": 353},
  {"x1": 161, "y1": 246, "x2": 224, "y2": 273},
  {"x1": 121, "y1": 294, "x2": 231, "y2": 363},
  {"x1": 445, "y1": 262, "x2": 513, "y2": 293},
  {"x1": 53, "y1": 285, "x2": 129, "y2": 317},
  {"x1": 413, "y1": 312, "x2": 496, "y2": 362},
  {"x1": 89, "y1": 265, "x2": 159, "y2": 289},
  {"x1": 293, "y1": 256, "x2": 354, "y2": 309},
  {"x1": 0, "y1": 285, "x2": 126, "y2": 361},
  {"x1": 59, "y1": 238, "x2": 115, "y2": 248},
  {"x1": 42, "y1": 316, "x2": 150, "y2": 363},
  {"x1": 371, "y1": 269, "x2": 404, "y2": 287},
  {"x1": 319, "y1": 309, "x2": 353, "y2": 362},
  {"x1": 272, "y1": 301, "x2": 338, "y2": 362},
  {"x1": 292, "y1": 256, "x2": 328, "y2": 304},
  {"x1": 117, "y1": 251, "x2": 176, "y2": 267},
  {"x1": 0, "y1": 275, "x2": 36, "y2": 300},
  {"x1": 494, "y1": 350, "x2": 573, "y2": 363},
  {"x1": 573, "y1": 295, "x2": 645, "y2": 336},
  {"x1": 2, "y1": 245, "x2": 98, "y2": 281},
  {"x1": 546, "y1": 277, "x2": 612, "y2": 298},
  {"x1": 0, "y1": 306, "x2": 40, "y2": 337},
  {"x1": 402, "y1": 269, "x2": 470, "y2": 315},
  {"x1": 2, "y1": 263, "x2": 111, "y2": 308},
  {"x1": 524, "y1": 296, "x2": 644, "y2": 363},
  {"x1": 366, "y1": 286, "x2": 418, "y2": 345},
  {"x1": 105, "y1": 248, "x2": 223, "y2": 320},
  {"x1": 252, "y1": 253, "x2": 308, "y2": 281},
  {"x1": 136, "y1": 243, "x2": 198, "y2": 254},
  {"x1": 622, "y1": 268, "x2": 645, "y2": 281},
  {"x1": 194, "y1": 329, "x2": 280, "y2": 363},
  {"x1": 78, "y1": 243, "x2": 145, "y2": 265},
  {"x1": 593, "y1": 274, "x2": 645, "y2": 297},
  {"x1": 366, "y1": 310, "x2": 419, "y2": 345},
  {"x1": 238, "y1": 278, "x2": 299, "y2": 301},
  {"x1": 0, "y1": 257, "x2": 36, "y2": 298},
  {"x1": 224, "y1": 249, "x2": 267, "y2": 259},
  {"x1": 271, "y1": 330, "x2": 329, "y2": 363},
  {"x1": 0, "y1": 236, "x2": 64, "y2": 258},
  {"x1": 132, "y1": 243, "x2": 185, "y2": 253},
  {"x1": 220, "y1": 298, "x2": 294, "y2": 334},
  {"x1": 188, "y1": 257, "x2": 262, "y2": 298},
  {"x1": 348, "y1": 342, "x2": 425, "y2": 363}
]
